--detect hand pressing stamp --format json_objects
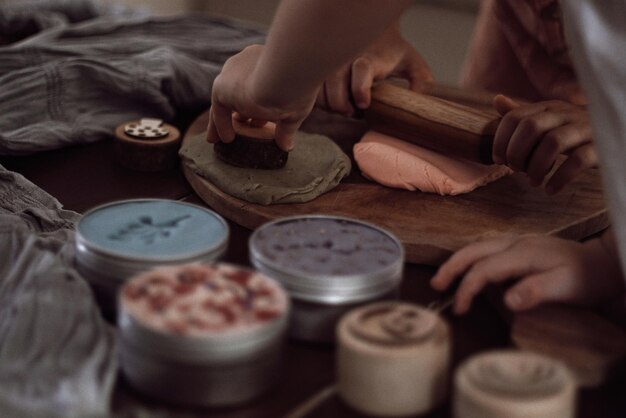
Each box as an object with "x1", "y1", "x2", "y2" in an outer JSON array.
[
  {"x1": 114, "y1": 118, "x2": 181, "y2": 171},
  {"x1": 213, "y1": 119, "x2": 288, "y2": 169}
]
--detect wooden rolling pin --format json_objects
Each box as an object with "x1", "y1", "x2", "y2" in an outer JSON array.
[{"x1": 365, "y1": 82, "x2": 500, "y2": 164}]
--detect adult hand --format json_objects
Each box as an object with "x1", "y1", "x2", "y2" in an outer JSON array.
[
  {"x1": 430, "y1": 234, "x2": 623, "y2": 315},
  {"x1": 316, "y1": 22, "x2": 433, "y2": 116},
  {"x1": 207, "y1": 44, "x2": 317, "y2": 151},
  {"x1": 492, "y1": 95, "x2": 598, "y2": 194}
]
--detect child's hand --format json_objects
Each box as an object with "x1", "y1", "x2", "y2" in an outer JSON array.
[
  {"x1": 316, "y1": 22, "x2": 432, "y2": 116},
  {"x1": 207, "y1": 44, "x2": 317, "y2": 151},
  {"x1": 492, "y1": 95, "x2": 598, "y2": 194},
  {"x1": 430, "y1": 234, "x2": 624, "y2": 315}
]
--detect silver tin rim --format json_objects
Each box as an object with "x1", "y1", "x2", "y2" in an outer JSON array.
[
  {"x1": 118, "y1": 308, "x2": 288, "y2": 363},
  {"x1": 117, "y1": 263, "x2": 290, "y2": 363},
  {"x1": 249, "y1": 215, "x2": 405, "y2": 304},
  {"x1": 75, "y1": 199, "x2": 229, "y2": 281},
  {"x1": 75, "y1": 238, "x2": 227, "y2": 283},
  {"x1": 76, "y1": 199, "x2": 229, "y2": 263}
]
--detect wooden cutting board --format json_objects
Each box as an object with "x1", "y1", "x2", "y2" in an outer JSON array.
[{"x1": 181, "y1": 109, "x2": 608, "y2": 265}]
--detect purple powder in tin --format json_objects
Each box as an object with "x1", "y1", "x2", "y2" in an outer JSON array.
[{"x1": 254, "y1": 218, "x2": 402, "y2": 275}]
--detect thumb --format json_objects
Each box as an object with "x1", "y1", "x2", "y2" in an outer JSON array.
[
  {"x1": 406, "y1": 56, "x2": 434, "y2": 93},
  {"x1": 207, "y1": 103, "x2": 235, "y2": 143},
  {"x1": 503, "y1": 267, "x2": 579, "y2": 312},
  {"x1": 351, "y1": 58, "x2": 375, "y2": 109},
  {"x1": 493, "y1": 94, "x2": 520, "y2": 116}
]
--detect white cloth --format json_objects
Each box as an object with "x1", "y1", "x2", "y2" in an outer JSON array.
[{"x1": 561, "y1": 2, "x2": 626, "y2": 277}]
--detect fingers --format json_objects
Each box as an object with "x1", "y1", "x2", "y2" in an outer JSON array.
[
  {"x1": 351, "y1": 57, "x2": 375, "y2": 109},
  {"x1": 321, "y1": 68, "x2": 354, "y2": 116},
  {"x1": 492, "y1": 100, "x2": 592, "y2": 187},
  {"x1": 504, "y1": 271, "x2": 557, "y2": 311},
  {"x1": 545, "y1": 144, "x2": 598, "y2": 194},
  {"x1": 432, "y1": 234, "x2": 595, "y2": 315},
  {"x1": 212, "y1": 108, "x2": 302, "y2": 152},
  {"x1": 209, "y1": 102, "x2": 236, "y2": 144},
  {"x1": 233, "y1": 112, "x2": 268, "y2": 128},
  {"x1": 505, "y1": 111, "x2": 568, "y2": 172},
  {"x1": 452, "y1": 242, "x2": 544, "y2": 314},
  {"x1": 504, "y1": 266, "x2": 586, "y2": 311},
  {"x1": 492, "y1": 102, "x2": 548, "y2": 165},
  {"x1": 526, "y1": 124, "x2": 593, "y2": 188},
  {"x1": 207, "y1": 109, "x2": 219, "y2": 143},
  {"x1": 431, "y1": 237, "x2": 516, "y2": 292},
  {"x1": 213, "y1": 104, "x2": 236, "y2": 143},
  {"x1": 233, "y1": 112, "x2": 248, "y2": 122},
  {"x1": 249, "y1": 119, "x2": 269, "y2": 128},
  {"x1": 404, "y1": 51, "x2": 434, "y2": 93},
  {"x1": 274, "y1": 120, "x2": 302, "y2": 151},
  {"x1": 493, "y1": 94, "x2": 520, "y2": 116},
  {"x1": 315, "y1": 85, "x2": 328, "y2": 110}
]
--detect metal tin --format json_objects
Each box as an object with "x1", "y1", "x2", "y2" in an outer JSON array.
[
  {"x1": 337, "y1": 302, "x2": 451, "y2": 417},
  {"x1": 249, "y1": 215, "x2": 404, "y2": 342},
  {"x1": 75, "y1": 199, "x2": 229, "y2": 314},
  {"x1": 118, "y1": 263, "x2": 289, "y2": 407}
]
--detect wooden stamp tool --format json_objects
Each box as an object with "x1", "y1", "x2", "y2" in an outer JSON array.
[
  {"x1": 114, "y1": 118, "x2": 181, "y2": 171},
  {"x1": 213, "y1": 119, "x2": 288, "y2": 169}
]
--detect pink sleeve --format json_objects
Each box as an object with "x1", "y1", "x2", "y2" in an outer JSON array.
[{"x1": 460, "y1": 0, "x2": 584, "y2": 104}]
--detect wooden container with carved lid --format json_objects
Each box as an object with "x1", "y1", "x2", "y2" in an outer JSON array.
[
  {"x1": 114, "y1": 118, "x2": 181, "y2": 171},
  {"x1": 337, "y1": 301, "x2": 451, "y2": 416},
  {"x1": 454, "y1": 350, "x2": 576, "y2": 418}
]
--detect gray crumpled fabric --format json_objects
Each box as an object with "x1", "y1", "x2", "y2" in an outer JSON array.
[
  {"x1": 0, "y1": 165, "x2": 117, "y2": 418},
  {"x1": 0, "y1": 0, "x2": 266, "y2": 155},
  {"x1": 0, "y1": 1, "x2": 269, "y2": 416}
]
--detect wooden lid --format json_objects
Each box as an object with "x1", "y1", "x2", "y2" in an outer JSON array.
[{"x1": 233, "y1": 119, "x2": 277, "y2": 141}]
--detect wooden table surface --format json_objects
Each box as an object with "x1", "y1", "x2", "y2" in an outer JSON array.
[{"x1": 2, "y1": 111, "x2": 625, "y2": 418}]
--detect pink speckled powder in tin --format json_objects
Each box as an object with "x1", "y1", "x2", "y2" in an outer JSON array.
[
  {"x1": 121, "y1": 263, "x2": 288, "y2": 337},
  {"x1": 118, "y1": 263, "x2": 289, "y2": 407}
]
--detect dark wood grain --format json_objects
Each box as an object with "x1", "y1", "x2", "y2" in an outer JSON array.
[
  {"x1": 1, "y1": 138, "x2": 193, "y2": 213},
  {"x1": 182, "y1": 110, "x2": 609, "y2": 266},
  {"x1": 367, "y1": 82, "x2": 499, "y2": 163},
  {"x1": 2, "y1": 105, "x2": 624, "y2": 418}
]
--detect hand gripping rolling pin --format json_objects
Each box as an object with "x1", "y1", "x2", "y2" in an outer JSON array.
[{"x1": 365, "y1": 82, "x2": 500, "y2": 165}]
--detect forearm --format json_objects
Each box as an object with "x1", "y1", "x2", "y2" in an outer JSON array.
[{"x1": 252, "y1": 0, "x2": 412, "y2": 107}]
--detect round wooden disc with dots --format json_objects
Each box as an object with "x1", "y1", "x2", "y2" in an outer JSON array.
[{"x1": 114, "y1": 119, "x2": 181, "y2": 171}]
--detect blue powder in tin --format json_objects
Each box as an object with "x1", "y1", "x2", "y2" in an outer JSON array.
[{"x1": 78, "y1": 200, "x2": 227, "y2": 261}]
